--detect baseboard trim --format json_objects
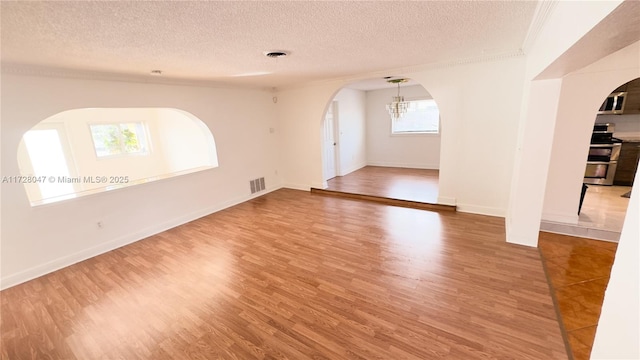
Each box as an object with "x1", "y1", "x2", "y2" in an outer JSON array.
[
  {"x1": 456, "y1": 203, "x2": 506, "y2": 217},
  {"x1": 541, "y1": 211, "x2": 579, "y2": 224},
  {"x1": 366, "y1": 161, "x2": 439, "y2": 170},
  {"x1": 0, "y1": 186, "x2": 284, "y2": 290},
  {"x1": 282, "y1": 183, "x2": 311, "y2": 191},
  {"x1": 437, "y1": 196, "x2": 456, "y2": 206},
  {"x1": 506, "y1": 234, "x2": 539, "y2": 247}
]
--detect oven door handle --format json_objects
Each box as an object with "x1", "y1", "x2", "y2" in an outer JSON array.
[{"x1": 589, "y1": 143, "x2": 621, "y2": 148}]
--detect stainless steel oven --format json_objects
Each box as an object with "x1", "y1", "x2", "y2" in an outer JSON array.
[
  {"x1": 584, "y1": 123, "x2": 621, "y2": 185},
  {"x1": 585, "y1": 160, "x2": 619, "y2": 185}
]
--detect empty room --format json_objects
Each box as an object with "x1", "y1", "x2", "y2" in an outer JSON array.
[{"x1": 1, "y1": 2, "x2": 638, "y2": 359}]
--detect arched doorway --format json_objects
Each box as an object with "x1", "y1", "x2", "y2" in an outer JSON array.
[
  {"x1": 538, "y1": 76, "x2": 639, "y2": 360},
  {"x1": 579, "y1": 77, "x2": 639, "y2": 235},
  {"x1": 541, "y1": 77, "x2": 639, "y2": 240},
  {"x1": 318, "y1": 77, "x2": 444, "y2": 205}
]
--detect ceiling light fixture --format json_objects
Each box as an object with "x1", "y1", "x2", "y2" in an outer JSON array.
[
  {"x1": 150, "y1": 70, "x2": 162, "y2": 76},
  {"x1": 386, "y1": 78, "x2": 409, "y2": 121}
]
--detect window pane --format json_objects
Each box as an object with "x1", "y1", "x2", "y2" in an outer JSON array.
[
  {"x1": 90, "y1": 124, "x2": 122, "y2": 156},
  {"x1": 392, "y1": 99, "x2": 440, "y2": 134},
  {"x1": 23, "y1": 129, "x2": 75, "y2": 199},
  {"x1": 90, "y1": 122, "x2": 148, "y2": 157}
]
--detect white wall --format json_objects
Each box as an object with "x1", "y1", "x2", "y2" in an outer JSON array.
[
  {"x1": 542, "y1": 42, "x2": 640, "y2": 225},
  {"x1": 411, "y1": 58, "x2": 526, "y2": 215},
  {"x1": 365, "y1": 85, "x2": 440, "y2": 169},
  {"x1": 1, "y1": 73, "x2": 280, "y2": 289},
  {"x1": 332, "y1": 88, "x2": 367, "y2": 176},
  {"x1": 591, "y1": 166, "x2": 640, "y2": 359},
  {"x1": 277, "y1": 83, "x2": 344, "y2": 190},
  {"x1": 155, "y1": 108, "x2": 216, "y2": 172}
]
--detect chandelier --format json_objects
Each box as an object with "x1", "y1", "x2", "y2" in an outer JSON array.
[{"x1": 386, "y1": 78, "x2": 409, "y2": 121}]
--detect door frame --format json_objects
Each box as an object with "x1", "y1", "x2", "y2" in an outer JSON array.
[{"x1": 322, "y1": 101, "x2": 340, "y2": 184}]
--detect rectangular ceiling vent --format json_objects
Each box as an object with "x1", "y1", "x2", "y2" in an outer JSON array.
[{"x1": 249, "y1": 177, "x2": 266, "y2": 194}]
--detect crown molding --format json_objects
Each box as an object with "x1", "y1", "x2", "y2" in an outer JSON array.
[
  {"x1": 521, "y1": 0, "x2": 558, "y2": 54},
  {"x1": 0, "y1": 63, "x2": 271, "y2": 92}
]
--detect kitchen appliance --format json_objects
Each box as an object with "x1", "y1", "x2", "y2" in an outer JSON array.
[
  {"x1": 584, "y1": 123, "x2": 622, "y2": 185},
  {"x1": 598, "y1": 92, "x2": 627, "y2": 114}
]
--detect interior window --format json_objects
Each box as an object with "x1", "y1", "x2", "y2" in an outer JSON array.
[{"x1": 17, "y1": 108, "x2": 218, "y2": 206}]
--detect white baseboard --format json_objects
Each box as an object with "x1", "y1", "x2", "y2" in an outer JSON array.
[
  {"x1": 457, "y1": 203, "x2": 506, "y2": 217},
  {"x1": 0, "y1": 186, "x2": 284, "y2": 290},
  {"x1": 505, "y1": 223, "x2": 540, "y2": 247},
  {"x1": 541, "y1": 211, "x2": 579, "y2": 224},
  {"x1": 366, "y1": 161, "x2": 439, "y2": 170},
  {"x1": 437, "y1": 196, "x2": 456, "y2": 206},
  {"x1": 505, "y1": 234, "x2": 539, "y2": 247},
  {"x1": 282, "y1": 183, "x2": 311, "y2": 191},
  {"x1": 310, "y1": 181, "x2": 326, "y2": 189}
]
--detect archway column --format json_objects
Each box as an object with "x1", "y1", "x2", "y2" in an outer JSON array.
[{"x1": 506, "y1": 78, "x2": 562, "y2": 247}]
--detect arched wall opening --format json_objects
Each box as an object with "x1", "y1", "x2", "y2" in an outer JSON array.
[
  {"x1": 17, "y1": 107, "x2": 218, "y2": 206},
  {"x1": 541, "y1": 73, "x2": 639, "y2": 242},
  {"x1": 318, "y1": 77, "x2": 443, "y2": 204}
]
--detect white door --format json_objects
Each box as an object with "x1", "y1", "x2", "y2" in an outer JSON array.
[{"x1": 323, "y1": 102, "x2": 338, "y2": 180}]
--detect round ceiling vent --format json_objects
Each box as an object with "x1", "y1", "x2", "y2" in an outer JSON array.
[{"x1": 264, "y1": 51, "x2": 289, "y2": 58}]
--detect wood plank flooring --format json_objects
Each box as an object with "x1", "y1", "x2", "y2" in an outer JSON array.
[
  {"x1": 538, "y1": 232, "x2": 618, "y2": 360},
  {"x1": 1, "y1": 189, "x2": 568, "y2": 359},
  {"x1": 325, "y1": 166, "x2": 439, "y2": 204}
]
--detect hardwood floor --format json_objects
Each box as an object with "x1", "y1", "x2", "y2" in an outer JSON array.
[
  {"x1": 325, "y1": 166, "x2": 439, "y2": 204},
  {"x1": 538, "y1": 232, "x2": 618, "y2": 360},
  {"x1": 1, "y1": 189, "x2": 568, "y2": 359}
]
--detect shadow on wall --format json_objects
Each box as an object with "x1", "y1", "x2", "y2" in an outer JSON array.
[{"x1": 17, "y1": 108, "x2": 218, "y2": 206}]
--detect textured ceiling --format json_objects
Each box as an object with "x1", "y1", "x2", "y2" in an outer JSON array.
[{"x1": 1, "y1": 1, "x2": 538, "y2": 89}]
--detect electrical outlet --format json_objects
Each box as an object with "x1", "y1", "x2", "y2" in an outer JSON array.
[{"x1": 97, "y1": 221, "x2": 103, "y2": 229}]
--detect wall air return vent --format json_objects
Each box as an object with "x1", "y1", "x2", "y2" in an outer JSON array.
[{"x1": 249, "y1": 177, "x2": 266, "y2": 194}]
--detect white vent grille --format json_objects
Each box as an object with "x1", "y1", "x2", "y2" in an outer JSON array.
[{"x1": 249, "y1": 177, "x2": 266, "y2": 194}]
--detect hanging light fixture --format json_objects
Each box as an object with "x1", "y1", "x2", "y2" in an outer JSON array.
[{"x1": 386, "y1": 78, "x2": 409, "y2": 121}]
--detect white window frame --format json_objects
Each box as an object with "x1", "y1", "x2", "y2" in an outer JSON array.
[{"x1": 390, "y1": 98, "x2": 440, "y2": 135}]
